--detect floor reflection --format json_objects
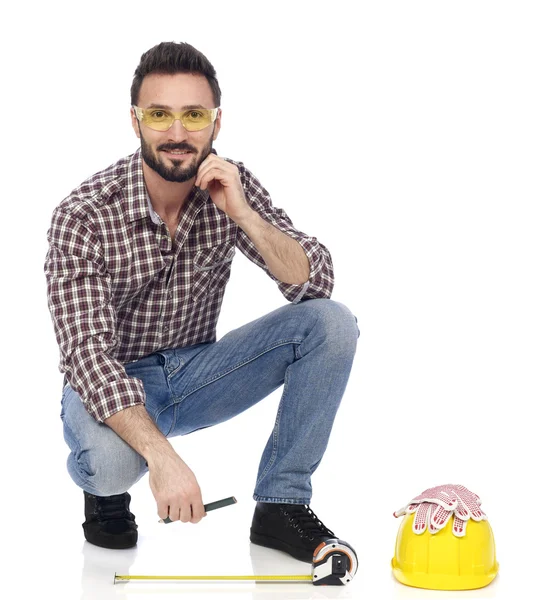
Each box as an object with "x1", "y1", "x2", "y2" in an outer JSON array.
[{"x1": 81, "y1": 540, "x2": 137, "y2": 599}]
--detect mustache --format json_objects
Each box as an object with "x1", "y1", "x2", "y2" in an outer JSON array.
[{"x1": 158, "y1": 143, "x2": 197, "y2": 153}]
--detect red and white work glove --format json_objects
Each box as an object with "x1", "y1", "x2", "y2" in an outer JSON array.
[{"x1": 393, "y1": 484, "x2": 487, "y2": 537}]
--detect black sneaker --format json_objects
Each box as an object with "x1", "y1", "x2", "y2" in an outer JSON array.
[
  {"x1": 83, "y1": 491, "x2": 138, "y2": 549},
  {"x1": 250, "y1": 502, "x2": 336, "y2": 563}
]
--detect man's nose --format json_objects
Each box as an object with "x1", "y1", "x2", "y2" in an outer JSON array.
[{"x1": 167, "y1": 118, "x2": 189, "y2": 141}]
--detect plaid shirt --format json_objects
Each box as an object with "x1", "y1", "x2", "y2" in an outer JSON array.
[{"x1": 44, "y1": 148, "x2": 334, "y2": 422}]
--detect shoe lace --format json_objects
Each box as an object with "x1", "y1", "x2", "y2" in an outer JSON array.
[
  {"x1": 282, "y1": 505, "x2": 335, "y2": 541},
  {"x1": 96, "y1": 494, "x2": 131, "y2": 522}
]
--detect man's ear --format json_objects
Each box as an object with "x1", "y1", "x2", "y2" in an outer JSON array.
[
  {"x1": 130, "y1": 107, "x2": 141, "y2": 139},
  {"x1": 212, "y1": 108, "x2": 222, "y2": 141}
]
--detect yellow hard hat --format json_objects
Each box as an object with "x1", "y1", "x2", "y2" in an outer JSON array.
[{"x1": 391, "y1": 485, "x2": 499, "y2": 591}]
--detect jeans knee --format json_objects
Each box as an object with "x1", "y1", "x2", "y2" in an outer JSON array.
[
  {"x1": 68, "y1": 438, "x2": 146, "y2": 496},
  {"x1": 300, "y1": 298, "x2": 359, "y2": 352}
]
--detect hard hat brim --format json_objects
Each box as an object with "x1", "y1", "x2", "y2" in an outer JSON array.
[{"x1": 391, "y1": 557, "x2": 499, "y2": 591}]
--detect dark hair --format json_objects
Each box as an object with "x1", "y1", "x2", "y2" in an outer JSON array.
[{"x1": 130, "y1": 42, "x2": 221, "y2": 107}]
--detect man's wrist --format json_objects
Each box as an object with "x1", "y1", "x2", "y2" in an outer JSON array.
[
  {"x1": 145, "y1": 444, "x2": 179, "y2": 469},
  {"x1": 232, "y1": 206, "x2": 259, "y2": 230}
]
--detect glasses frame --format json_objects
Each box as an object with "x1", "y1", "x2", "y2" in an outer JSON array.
[{"x1": 132, "y1": 105, "x2": 220, "y2": 132}]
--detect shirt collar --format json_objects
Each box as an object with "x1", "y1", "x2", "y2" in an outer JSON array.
[
  {"x1": 146, "y1": 193, "x2": 163, "y2": 224},
  {"x1": 125, "y1": 148, "x2": 149, "y2": 223}
]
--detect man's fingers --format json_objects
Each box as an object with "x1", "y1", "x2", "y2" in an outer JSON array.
[
  {"x1": 196, "y1": 158, "x2": 237, "y2": 188},
  {"x1": 191, "y1": 500, "x2": 206, "y2": 524},
  {"x1": 163, "y1": 502, "x2": 181, "y2": 522},
  {"x1": 197, "y1": 167, "x2": 228, "y2": 191},
  {"x1": 157, "y1": 499, "x2": 208, "y2": 524},
  {"x1": 179, "y1": 501, "x2": 192, "y2": 523},
  {"x1": 195, "y1": 156, "x2": 222, "y2": 186},
  {"x1": 157, "y1": 501, "x2": 170, "y2": 521}
]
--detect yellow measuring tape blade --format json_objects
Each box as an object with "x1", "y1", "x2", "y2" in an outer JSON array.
[{"x1": 115, "y1": 574, "x2": 312, "y2": 582}]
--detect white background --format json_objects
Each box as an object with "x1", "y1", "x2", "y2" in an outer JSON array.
[{"x1": 1, "y1": 1, "x2": 540, "y2": 599}]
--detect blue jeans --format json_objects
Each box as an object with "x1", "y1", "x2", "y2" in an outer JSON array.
[{"x1": 60, "y1": 299, "x2": 359, "y2": 504}]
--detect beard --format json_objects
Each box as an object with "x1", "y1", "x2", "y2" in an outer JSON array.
[{"x1": 140, "y1": 129, "x2": 214, "y2": 183}]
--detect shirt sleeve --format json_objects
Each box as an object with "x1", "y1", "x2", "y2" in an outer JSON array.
[
  {"x1": 234, "y1": 163, "x2": 334, "y2": 303},
  {"x1": 44, "y1": 207, "x2": 146, "y2": 423}
]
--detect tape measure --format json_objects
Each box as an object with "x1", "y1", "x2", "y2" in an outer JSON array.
[
  {"x1": 115, "y1": 574, "x2": 312, "y2": 582},
  {"x1": 114, "y1": 538, "x2": 357, "y2": 586}
]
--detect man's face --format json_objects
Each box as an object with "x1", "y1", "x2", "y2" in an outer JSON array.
[{"x1": 131, "y1": 73, "x2": 221, "y2": 183}]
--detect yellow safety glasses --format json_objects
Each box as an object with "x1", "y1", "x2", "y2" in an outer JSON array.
[{"x1": 133, "y1": 106, "x2": 219, "y2": 132}]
